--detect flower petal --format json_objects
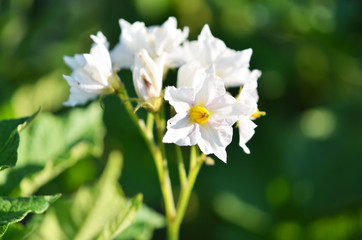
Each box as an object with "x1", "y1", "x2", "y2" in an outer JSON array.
[
  {"x1": 197, "y1": 121, "x2": 233, "y2": 163},
  {"x1": 194, "y1": 66, "x2": 225, "y2": 106},
  {"x1": 164, "y1": 86, "x2": 194, "y2": 113},
  {"x1": 63, "y1": 54, "x2": 86, "y2": 70},
  {"x1": 198, "y1": 25, "x2": 226, "y2": 63},
  {"x1": 110, "y1": 43, "x2": 134, "y2": 69},
  {"x1": 207, "y1": 94, "x2": 240, "y2": 125},
  {"x1": 163, "y1": 113, "x2": 198, "y2": 146},
  {"x1": 132, "y1": 49, "x2": 164, "y2": 102},
  {"x1": 91, "y1": 31, "x2": 110, "y2": 49},
  {"x1": 63, "y1": 75, "x2": 99, "y2": 106},
  {"x1": 177, "y1": 63, "x2": 205, "y2": 89},
  {"x1": 238, "y1": 116, "x2": 257, "y2": 154}
]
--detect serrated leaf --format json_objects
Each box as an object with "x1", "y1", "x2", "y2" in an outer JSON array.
[
  {"x1": 0, "y1": 103, "x2": 104, "y2": 196},
  {"x1": 0, "y1": 111, "x2": 38, "y2": 171},
  {"x1": 0, "y1": 194, "x2": 60, "y2": 237}
]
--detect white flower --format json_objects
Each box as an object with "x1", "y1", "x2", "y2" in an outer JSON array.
[
  {"x1": 132, "y1": 49, "x2": 165, "y2": 109},
  {"x1": 183, "y1": 24, "x2": 253, "y2": 88},
  {"x1": 162, "y1": 66, "x2": 245, "y2": 162},
  {"x1": 236, "y1": 70, "x2": 263, "y2": 154},
  {"x1": 111, "y1": 17, "x2": 189, "y2": 70},
  {"x1": 63, "y1": 32, "x2": 117, "y2": 106}
]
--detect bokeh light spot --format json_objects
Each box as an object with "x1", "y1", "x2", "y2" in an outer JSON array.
[
  {"x1": 300, "y1": 108, "x2": 337, "y2": 140},
  {"x1": 266, "y1": 177, "x2": 290, "y2": 206},
  {"x1": 274, "y1": 221, "x2": 303, "y2": 240},
  {"x1": 135, "y1": 0, "x2": 170, "y2": 21}
]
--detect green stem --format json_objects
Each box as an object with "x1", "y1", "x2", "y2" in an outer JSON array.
[
  {"x1": 175, "y1": 146, "x2": 187, "y2": 189},
  {"x1": 168, "y1": 146, "x2": 203, "y2": 240},
  {"x1": 146, "y1": 113, "x2": 154, "y2": 139},
  {"x1": 116, "y1": 85, "x2": 202, "y2": 240},
  {"x1": 154, "y1": 112, "x2": 176, "y2": 221},
  {"x1": 117, "y1": 88, "x2": 150, "y2": 144},
  {"x1": 117, "y1": 88, "x2": 175, "y2": 222},
  {"x1": 189, "y1": 145, "x2": 198, "y2": 172}
]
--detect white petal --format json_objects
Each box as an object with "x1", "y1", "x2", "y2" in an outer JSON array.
[
  {"x1": 110, "y1": 43, "x2": 134, "y2": 69},
  {"x1": 198, "y1": 24, "x2": 226, "y2": 63},
  {"x1": 215, "y1": 48, "x2": 252, "y2": 87},
  {"x1": 243, "y1": 69, "x2": 261, "y2": 102},
  {"x1": 132, "y1": 49, "x2": 164, "y2": 102},
  {"x1": 114, "y1": 17, "x2": 188, "y2": 69},
  {"x1": 64, "y1": 74, "x2": 104, "y2": 94},
  {"x1": 177, "y1": 63, "x2": 205, "y2": 89},
  {"x1": 216, "y1": 48, "x2": 252, "y2": 70},
  {"x1": 152, "y1": 17, "x2": 189, "y2": 58},
  {"x1": 63, "y1": 54, "x2": 86, "y2": 70},
  {"x1": 164, "y1": 86, "x2": 194, "y2": 113},
  {"x1": 194, "y1": 66, "x2": 225, "y2": 106},
  {"x1": 207, "y1": 94, "x2": 240, "y2": 125},
  {"x1": 62, "y1": 32, "x2": 113, "y2": 107},
  {"x1": 238, "y1": 116, "x2": 257, "y2": 154},
  {"x1": 166, "y1": 45, "x2": 187, "y2": 68},
  {"x1": 91, "y1": 31, "x2": 110, "y2": 49},
  {"x1": 197, "y1": 122, "x2": 233, "y2": 163},
  {"x1": 237, "y1": 69, "x2": 261, "y2": 110},
  {"x1": 222, "y1": 67, "x2": 251, "y2": 88},
  {"x1": 87, "y1": 43, "x2": 112, "y2": 84},
  {"x1": 119, "y1": 19, "x2": 150, "y2": 54},
  {"x1": 63, "y1": 75, "x2": 98, "y2": 106},
  {"x1": 163, "y1": 113, "x2": 198, "y2": 146}
]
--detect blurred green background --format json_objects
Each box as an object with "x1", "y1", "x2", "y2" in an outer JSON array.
[{"x1": 1, "y1": 0, "x2": 362, "y2": 239}]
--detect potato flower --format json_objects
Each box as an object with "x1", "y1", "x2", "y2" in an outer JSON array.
[
  {"x1": 132, "y1": 49, "x2": 165, "y2": 111},
  {"x1": 63, "y1": 32, "x2": 119, "y2": 106},
  {"x1": 163, "y1": 66, "x2": 247, "y2": 162},
  {"x1": 183, "y1": 24, "x2": 254, "y2": 88},
  {"x1": 236, "y1": 70, "x2": 264, "y2": 153},
  {"x1": 111, "y1": 17, "x2": 189, "y2": 70}
]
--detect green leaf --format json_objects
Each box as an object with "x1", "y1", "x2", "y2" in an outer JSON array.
[
  {"x1": 18, "y1": 142, "x2": 97, "y2": 197},
  {"x1": 115, "y1": 204, "x2": 166, "y2": 240},
  {"x1": 0, "y1": 111, "x2": 38, "y2": 171},
  {"x1": 18, "y1": 102, "x2": 103, "y2": 166},
  {"x1": 27, "y1": 151, "x2": 143, "y2": 240},
  {"x1": 0, "y1": 194, "x2": 60, "y2": 237},
  {"x1": 97, "y1": 194, "x2": 143, "y2": 240},
  {"x1": 0, "y1": 103, "x2": 104, "y2": 196}
]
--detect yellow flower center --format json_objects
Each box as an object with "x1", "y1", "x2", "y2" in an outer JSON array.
[
  {"x1": 251, "y1": 109, "x2": 266, "y2": 118},
  {"x1": 190, "y1": 106, "x2": 210, "y2": 124}
]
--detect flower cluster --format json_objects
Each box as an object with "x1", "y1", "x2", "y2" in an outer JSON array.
[{"x1": 63, "y1": 17, "x2": 264, "y2": 162}]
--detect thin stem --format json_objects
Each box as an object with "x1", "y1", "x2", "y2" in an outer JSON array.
[
  {"x1": 175, "y1": 146, "x2": 187, "y2": 189},
  {"x1": 189, "y1": 145, "x2": 198, "y2": 172},
  {"x1": 168, "y1": 146, "x2": 203, "y2": 240},
  {"x1": 154, "y1": 112, "x2": 176, "y2": 221},
  {"x1": 117, "y1": 88, "x2": 175, "y2": 221},
  {"x1": 146, "y1": 113, "x2": 154, "y2": 139},
  {"x1": 117, "y1": 89, "x2": 151, "y2": 145}
]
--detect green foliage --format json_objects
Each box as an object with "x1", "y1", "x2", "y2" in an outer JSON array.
[
  {"x1": 0, "y1": 106, "x2": 163, "y2": 239},
  {"x1": 2, "y1": 0, "x2": 362, "y2": 239},
  {"x1": 0, "y1": 194, "x2": 60, "y2": 237},
  {"x1": 0, "y1": 103, "x2": 106, "y2": 238},
  {"x1": 116, "y1": 204, "x2": 166, "y2": 240},
  {"x1": 20, "y1": 151, "x2": 163, "y2": 240},
  {"x1": 0, "y1": 111, "x2": 38, "y2": 171},
  {"x1": 0, "y1": 103, "x2": 104, "y2": 196}
]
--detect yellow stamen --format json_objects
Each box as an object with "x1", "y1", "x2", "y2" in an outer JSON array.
[
  {"x1": 190, "y1": 106, "x2": 210, "y2": 124},
  {"x1": 251, "y1": 109, "x2": 266, "y2": 118}
]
